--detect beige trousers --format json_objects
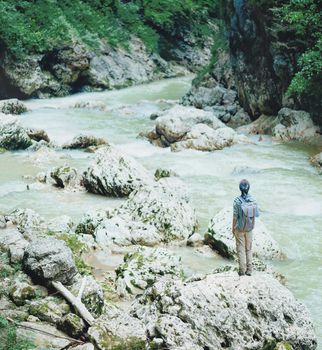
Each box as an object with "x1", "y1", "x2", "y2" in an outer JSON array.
[{"x1": 235, "y1": 230, "x2": 253, "y2": 274}]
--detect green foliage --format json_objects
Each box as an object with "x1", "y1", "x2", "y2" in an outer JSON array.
[
  {"x1": 44, "y1": 232, "x2": 92, "y2": 275},
  {"x1": 0, "y1": 0, "x2": 219, "y2": 58},
  {"x1": 0, "y1": 316, "x2": 33, "y2": 350},
  {"x1": 280, "y1": 0, "x2": 322, "y2": 100},
  {"x1": 193, "y1": 22, "x2": 228, "y2": 86},
  {"x1": 56, "y1": 234, "x2": 92, "y2": 275},
  {"x1": 249, "y1": 0, "x2": 322, "y2": 102}
]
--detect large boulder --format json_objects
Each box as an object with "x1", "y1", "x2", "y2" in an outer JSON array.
[
  {"x1": 7, "y1": 208, "x2": 46, "y2": 235},
  {"x1": 239, "y1": 108, "x2": 321, "y2": 143},
  {"x1": 23, "y1": 236, "x2": 78, "y2": 285},
  {"x1": 142, "y1": 105, "x2": 248, "y2": 152},
  {"x1": 205, "y1": 208, "x2": 283, "y2": 260},
  {"x1": 93, "y1": 215, "x2": 162, "y2": 249},
  {"x1": 26, "y1": 128, "x2": 50, "y2": 143},
  {"x1": 171, "y1": 124, "x2": 236, "y2": 152},
  {"x1": 0, "y1": 224, "x2": 29, "y2": 263},
  {"x1": 115, "y1": 247, "x2": 184, "y2": 297},
  {"x1": 116, "y1": 184, "x2": 197, "y2": 243},
  {"x1": 62, "y1": 134, "x2": 108, "y2": 149},
  {"x1": 272, "y1": 108, "x2": 320, "y2": 142},
  {"x1": 88, "y1": 306, "x2": 146, "y2": 350},
  {"x1": 82, "y1": 145, "x2": 154, "y2": 197},
  {"x1": 77, "y1": 183, "x2": 196, "y2": 249},
  {"x1": 0, "y1": 99, "x2": 27, "y2": 114},
  {"x1": 155, "y1": 105, "x2": 225, "y2": 144},
  {"x1": 310, "y1": 152, "x2": 322, "y2": 173},
  {"x1": 0, "y1": 115, "x2": 32, "y2": 150},
  {"x1": 132, "y1": 273, "x2": 317, "y2": 350},
  {"x1": 29, "y1": 296, "x2": 70, "y2": 324},
  {"x1": 50, "y1": 165, "x2": 82, "y2": 189}
]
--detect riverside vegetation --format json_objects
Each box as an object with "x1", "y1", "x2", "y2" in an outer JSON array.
[{"x1": 0, "y1": 1, "x2": 322, "y2": 350}]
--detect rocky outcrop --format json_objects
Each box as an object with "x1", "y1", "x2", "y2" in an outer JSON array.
[
  {"x1": 82, "y1": 145, "x2": 154, "y2": 197},
  {"x1": 62, "y1": 134, "x2": 108, "y2": 149},
  {"x1": 272, "y1": 108, "x2": 320, "y2": 142},
  {"x1": 0, "y1": 115, "x2": 32, "y2": 150},
  {"x1": 50, "y1": 165, "x2": 82, "y2": 189},
  {"x1": 0, "y1": 98, "x2": 27, "y2": 114},
  {"x1": 29, "y1": 296, "x2": 70, "y2": 324},
  {"x1": 141, "y1": 105, "x2": 248, "y2": 151},
  {"x1": 238, "y1": 108, "x2": 321, "y2": 143},
  {"x1": 115, "y1": 247, "x2": 184, "y2": 297},
  {"x1": 0, "y1": 224, "x2": 29, "y2": 263},
  {"x1": 0, "y1": 28, "x2": 211, "y2": 100},
  {"x1": 205, "y1": 208, "x2": 283, "y2": 260},
  {"x1": 23, "y1": 236, "x2": 78, "y2": 285},
  {"x1": 132, "y1": 273, "x2": 317, "y2": 349},
  {"x1": 26, "y1": 128, "x2": 50, "y2": 143},
  {"x1": 88, "y1": 307, "x2": 146, "y2": 350},
  {"x1": 7, "y1": 208, "x2": 47, "y2": 235},
  {"x1": 310, "y1": 152, "x2": 322, "y2": 173},
  {"x1": 76, "y1": 182, "x2": 197, "y2": 249}
]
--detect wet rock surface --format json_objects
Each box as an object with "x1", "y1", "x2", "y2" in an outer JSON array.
[
  {"x1": 0, "y1": 99, "x2": 27, "y2": 114},
  {"x1": 0, "y1": 115, "x2": 32, "y2": 150},
  {"x1": 141, "y1": 104, "x2": 249, "y2": 152},
  {"x1": 238, "y1": 108, "x2": 321, "y2": 143},
  {"x1": 62, "y1": 134, "x2": 108, "y2": 149}
]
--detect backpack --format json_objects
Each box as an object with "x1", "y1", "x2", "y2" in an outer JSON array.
[{"x1": 239, "y1": 197, "x2": 257, "y2": 232}]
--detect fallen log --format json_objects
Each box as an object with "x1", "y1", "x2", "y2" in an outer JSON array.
[{"x1": 52, "y1": 278, "x2": 95, "y2": 326}]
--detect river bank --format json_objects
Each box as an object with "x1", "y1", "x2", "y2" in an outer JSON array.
[{"x1": 0, "y1": 77, "x2": 321, "y2": 348}]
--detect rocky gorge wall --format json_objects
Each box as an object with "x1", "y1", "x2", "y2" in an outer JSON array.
[
  {"x1": 0, "y1": 34, "x2": 211, "y2": 100},
  {"x1": 185, "y1": 0, "x2": 321, "y2": 127}
]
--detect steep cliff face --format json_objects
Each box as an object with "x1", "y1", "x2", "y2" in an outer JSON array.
[
  {"x1": 184, "y1": 0, "x2": 321, "y2": 126},
  {"x1": 229, "y1": 0, "x2": 296, "y2": 118}
]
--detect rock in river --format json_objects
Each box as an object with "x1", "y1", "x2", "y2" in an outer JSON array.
[
  {"x1": 0, "y1": 98, "x2": 27, "y2": 114},
  {"x1": 205, "y1": 208, "x2": 283, "y2": 260},
  {"x1": 141, "y1": 104, "x2": 246, "y2": 152},
  {"x1": 62, "y1": 134, "x2": 108, "y2": 149},
  {"x1": 0, "y1": 114, "x2": 32, "y2": 150},
  {"x1": 82, "y1": 145, "x2": 154, "y2": 196}
]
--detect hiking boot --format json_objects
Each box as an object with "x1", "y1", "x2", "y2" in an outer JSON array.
[
  {"x1": 245, "y1": 271, "x2": 252, "y2": 276},
  {"x1": 238, "y1": 271, "x2": 245, "y2": 276}
]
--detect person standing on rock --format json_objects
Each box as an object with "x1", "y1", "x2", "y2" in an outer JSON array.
[{"x1": 232, "y1": 179, "x2": 259, "y2": 276}]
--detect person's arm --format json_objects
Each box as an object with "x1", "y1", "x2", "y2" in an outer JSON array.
[
  {"x1": 232, "y1": 213, "x2": 237, "y2": 235},
  {"x1": 232, "y1": 199, "x2": 237, "y2": 235}
]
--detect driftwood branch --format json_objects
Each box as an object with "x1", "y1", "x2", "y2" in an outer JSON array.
[
  {"x1": 6, "y1": 317, "x2": 83, "y2": 344},
  {"x1": 52, "y1": 280, "x2": 95, "y2": 326}
]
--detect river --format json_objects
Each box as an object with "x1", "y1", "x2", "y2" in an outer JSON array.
[{"x1": 0, "y1": 76, "x2": 321, "y2": 346}]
